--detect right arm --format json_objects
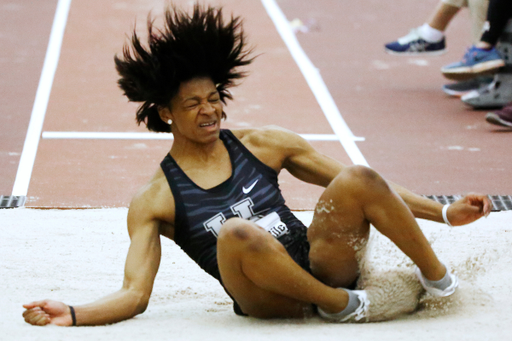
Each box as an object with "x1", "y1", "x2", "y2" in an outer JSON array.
[{"x1": 23, "y1": 178, "x2": 173, "y2": 326}]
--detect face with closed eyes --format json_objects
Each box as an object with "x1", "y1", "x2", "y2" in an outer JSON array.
[{"x1": 159, "y1": 77, "x2": 224, "y2": 144}]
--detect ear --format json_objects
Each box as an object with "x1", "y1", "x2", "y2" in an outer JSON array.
[{"x1": 157, "y1": 106, "x2": 173, "y2": 124}]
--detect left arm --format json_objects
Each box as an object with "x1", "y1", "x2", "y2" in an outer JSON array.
[
  {"x1": 253, "y1": 127, "x2": 492, "y2": 226},
  {"x1": 386, "y1": 182, "x2": 492, "y2": 225}
]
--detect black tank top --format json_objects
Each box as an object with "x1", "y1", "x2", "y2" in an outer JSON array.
[{"x1": 160, "y1": 129, "x2": 308, "y2": 281}]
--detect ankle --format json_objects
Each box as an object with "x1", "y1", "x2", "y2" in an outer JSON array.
[
  {"x1": 318, "y1": 289, "x2": 360, "y2": 316},
  {"x1": 421, "y1": 263, "x2": 447, "y2": 281},
  {"x1": 318, "y1": 288, "x2": 349, "y2": 314},
  {"x1": 423, "y1": 267, "x2": 454, "y2": 291},
  {"x1": 418, "y1": 23, "x2": 444, "y2": 42}
]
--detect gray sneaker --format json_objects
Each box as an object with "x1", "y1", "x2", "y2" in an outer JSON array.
[
  {"x1": 415, "y1": 265, "x2": 459, "y2": 297},
  {"x1": 318, "y1": 290, "x2": 369, "y2": 323},
  {"x1": 461, "y1": 73, "x2": 512, "y2": 108}
]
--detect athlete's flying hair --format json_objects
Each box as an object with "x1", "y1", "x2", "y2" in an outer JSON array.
[{"x1": 115, "y1": 4, "x2": 254, "y2": 132}]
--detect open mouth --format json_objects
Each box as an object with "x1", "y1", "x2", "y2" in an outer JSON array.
[{"x1": 199, "y1": 121, "x2": 216, "y2": 128}]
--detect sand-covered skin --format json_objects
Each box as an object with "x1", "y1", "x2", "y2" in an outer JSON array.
[{"x1": 1, "y1": 208, "x2": 511, "y2": 340}]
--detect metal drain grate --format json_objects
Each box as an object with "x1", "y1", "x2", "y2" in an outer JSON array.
[
  {"x1": 424, "y1": 195, "x2": 512, "y2": 211},
  {"x1": 1, "y1": 195, "x2": 510, "y2": 211},
  {"x1": 0, "y1": 196, "x2": 26, "y2": 209}
]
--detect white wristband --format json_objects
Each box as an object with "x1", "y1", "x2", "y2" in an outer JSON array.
[{"x1": 442, "y1": 204, "x2": 453, "y2": 227}]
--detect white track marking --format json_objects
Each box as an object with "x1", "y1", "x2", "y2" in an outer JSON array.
[
  {"x1": 12, "y1": 0, "x2": 366, "y2": 197},
  {"x1": 12, "y1": 0, "x2": 72, "y2": 196},
  {"x1": 261, "y1": 0, "x2": 369, "y2": 166},
  {"x1": 41, "y1": 131, "x2": 364, "y2": 142}
]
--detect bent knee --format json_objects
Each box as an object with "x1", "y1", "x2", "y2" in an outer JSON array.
[
  {"x1": 218, "y1": 218, "x2": 276, "y2": 253},
  {"x1": 218, "y1": 218, "x2": 253, "y2": 241},
  {"x1": 341, "y1": 165, "x2": 381, "y2": 182},
  {"x1": 336, "y1": 165, "x2": 390, "y2": 192}
]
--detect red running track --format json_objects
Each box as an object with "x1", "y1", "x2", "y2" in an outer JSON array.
[{"x1": 1, "y1": 0, "x2": 511, "y2": 209}]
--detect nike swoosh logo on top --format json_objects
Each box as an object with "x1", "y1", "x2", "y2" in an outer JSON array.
[{"x1": 242, "y1": 179, "x2": 259, "y2": 194}]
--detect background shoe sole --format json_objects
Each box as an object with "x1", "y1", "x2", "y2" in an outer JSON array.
[
  {"x1": 443, "y1": 88, "x2": 473, "y2": 97},
  {"x1": 442, "y1": 60, "x2": 505, "y2": 81},
  {"x1": 384, "y1": 48, "x2": 446, "y2": 56},
  {"x1": 442, "y1": 77, "x2": 493, "y2": 97},
  {"x1": 485, "y1": 113, "x2": 512, "y2": 128}
]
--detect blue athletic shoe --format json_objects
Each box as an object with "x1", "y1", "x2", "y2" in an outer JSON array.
[
  {"x1": 385, "y1": 28, "x2": 446, "y2": 55},
  {"x1": 441, "y1": 46, "x2": 505, "y2": 81}
]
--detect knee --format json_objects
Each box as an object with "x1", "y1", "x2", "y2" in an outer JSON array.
[
  {"x1": 218, "y1": 218, "x2": 274, "y2": 253},
  {"x1": 335, "y1": 165, "x2": 390, "y2": 193},
  {"x1": 218, "y1": 218, "x2": 253, "y2": 242},
  {"x1": 341, "y1": 165, "x2": 380, "y2": 182}
]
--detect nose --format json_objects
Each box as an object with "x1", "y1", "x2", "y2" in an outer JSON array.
[{"x1": 200, "y1": 102, "x2": 216, "y2": 115}]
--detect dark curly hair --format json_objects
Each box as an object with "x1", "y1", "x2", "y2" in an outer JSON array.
[{"x1": 115, "y1": 4, "x2": 254, "y2": 132}]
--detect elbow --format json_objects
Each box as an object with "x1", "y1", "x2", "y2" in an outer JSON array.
[
  {"x1": 126, "y1": 288, "x2": 151, "y2": 317},
  {"x1": 134, "y1": 293, "x2": 150, "y2": 315},
  {"x1": 134, "y1": 299, "x2": 149, "y2": 316}
]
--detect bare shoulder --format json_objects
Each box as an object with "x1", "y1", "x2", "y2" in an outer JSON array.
[
  {"x1": 128, "y1": 168, "x2": 175, "y2": 233},
  {"x1": 232, "y1": 125, "x2": 307, "y2": 150},
  {"x1": 231, "y1": 126, "x2": 312, "y2": 171}
]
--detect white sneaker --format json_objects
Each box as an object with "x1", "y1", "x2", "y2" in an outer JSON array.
[
  {"x1": 318, "y1": 290, "x2": 369, "y2": 323},
  {"x1": 415, "y1": 265, "x2": 459, "y2": 297}
]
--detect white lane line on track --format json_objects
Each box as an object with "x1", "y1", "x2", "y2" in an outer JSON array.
[
  {"x1": 12, "y1": 0, "x2": 72, "y2": 196},
  {"x1": 260, "y1": 0, "x2": 369, "y2": 166},
  {"x1": 41, "y1": 131, "x2": 365, "y2": 142}
]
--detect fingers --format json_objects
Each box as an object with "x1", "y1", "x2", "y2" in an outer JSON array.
[
  {"x1": 468, "y1": 193, "x2": 493, "y2": 217},
  {"x1": 482, "y1": 196, "x2": 492, "y2": 217},
  {"x1": 449, "y1": 194, "x2": 492, "y2": 225},
  {"x1": 23, "y1": 307, "x2": 51, "y2": 326},
  {"x1": 23, "y1": 300, "x2": 48, "y2": 310}
]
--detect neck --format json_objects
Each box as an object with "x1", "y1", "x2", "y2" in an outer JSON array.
[
  {"x1": 169, "y1": 130, "x2": 224, "y2": 165},
  {"x1": 169, "y1": 130, "x2": 232, "y2": 189}
]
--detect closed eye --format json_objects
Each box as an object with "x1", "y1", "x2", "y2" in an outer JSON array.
[{"x1": 184, "y1": 101, "x2": 199, "y2": 109}]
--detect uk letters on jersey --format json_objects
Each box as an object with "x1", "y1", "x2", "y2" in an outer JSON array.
[
  {"x1": 160, "y1": 130, "x2": 308, "y2": 280},
  {"x1": 203, "y1": 197, "x2": 290, "y2": 239}
]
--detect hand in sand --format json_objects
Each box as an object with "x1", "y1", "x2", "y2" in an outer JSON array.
[
  {"x1": 23, "y1": 300, "x2": 73, "y2": 326},
  {"x1": 447, "y1": 193, "x2": 493, "y2": 226}
]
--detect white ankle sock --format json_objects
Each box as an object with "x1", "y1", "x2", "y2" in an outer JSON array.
[
  {"x1": 418, "y1": 23, "x2": 444, "y2": 42},
  {"x1": 423, "y1": 269, "x2": 453, "y2": 290},
  {"x1": 318, "y1": 289, "x2": 360, "y2": 319}
]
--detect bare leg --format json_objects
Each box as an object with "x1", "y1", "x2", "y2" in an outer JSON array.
[
  {"x1": 427, "y1": 2, "x2": 460, "y2": 31},
  {"x1": 308, "y1": 166, "x2": 446, "y2": 289},
  {"x1": 468, "y1": 0, "x2": 489, "y2": 44},
  {"x1": 217, "y1": 218, "x2": 349, "y2": 317}
]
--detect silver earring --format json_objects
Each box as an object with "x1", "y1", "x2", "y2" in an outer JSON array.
[{"x1": 167, "y1": 119, "x2": 172, "y2": 125}]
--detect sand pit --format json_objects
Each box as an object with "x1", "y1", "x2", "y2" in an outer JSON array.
[{"x1": 1, "y1": 208, "x2": 511, "y2": 340}]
